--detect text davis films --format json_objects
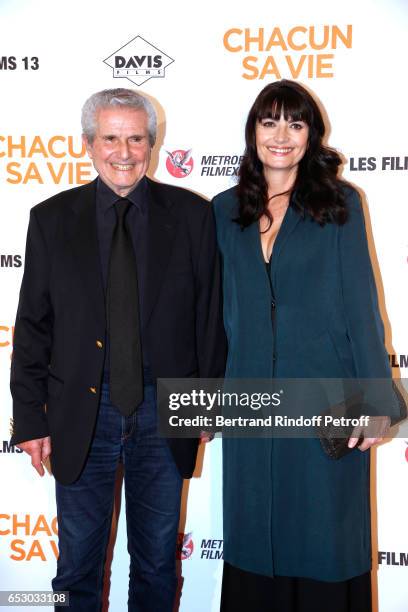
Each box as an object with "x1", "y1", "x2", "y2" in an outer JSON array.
[{"x1": 103, "y1": 35, "x2": 174, "y2": 86}]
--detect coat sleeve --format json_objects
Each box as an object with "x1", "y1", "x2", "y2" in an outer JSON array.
[
  {"x1": 194, "y1": 202, "x2": 227, "y2": 379},
  {"x1": 339, "y1": 188, "x2": 402, "y2": 421},
  {"x1": 10, "y1": 208, "x2": 52, "y2": 444},
  {"x1": 339, "y1": 189, "x2": 390, "y2": 377}
]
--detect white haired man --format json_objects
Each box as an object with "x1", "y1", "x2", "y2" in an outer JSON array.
[{"x1": 10, "y1": 88, "x2": 226, "y2": 610}]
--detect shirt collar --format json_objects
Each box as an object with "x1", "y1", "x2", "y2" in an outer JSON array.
[{"x1": 96, "y1": 176, "x2": 148, "y2": 215}]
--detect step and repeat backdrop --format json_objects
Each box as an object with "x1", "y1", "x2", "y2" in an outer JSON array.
[{"x1": 0, "y1": 0, "x2": 407, "y2": 610}]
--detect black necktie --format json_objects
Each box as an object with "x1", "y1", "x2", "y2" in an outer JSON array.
[{"x1": 107, "y1": 198, "x2": 143, "y2": 415}]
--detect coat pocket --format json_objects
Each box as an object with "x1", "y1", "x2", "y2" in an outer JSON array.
[{"x1": 298, "y1": 330, "x2": 352, "y2": 378}]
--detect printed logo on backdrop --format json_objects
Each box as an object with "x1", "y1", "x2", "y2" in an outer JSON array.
[
  {"x1": 201, "y1": 154, "x2": 243, "y2": 177},
  {"x1": 166, "y1": 149, "x2": 193, "y2": 178},
  {"x1": 404, "y1": 441, "x2": 408, "y2": 463},
  {"x1": 0, "y1": 255, "x2": 22, "y2": 268},
  {"x1": 0, "y1": 56, "x2": 39, "y2": 71},
  {"x1": 177, "y1": 532, "x2": 194, "y2": 560},
  {"x1": 378, "y1": 551, "x2": 408, "y2": 567},
  {"x1": 348, "y1": 156, "x2": 408, "y2": 172},
  {"x1": 223, "y1": 25, "x2": 352, "y2": 80},
  {"x1": 389, "y1": 354, "x2": 408, "y2": 369},
  {"x1": 165, "y1": 151, "x2": 244, "y2": 178},
  {"x1": 201, "y1": 538, "x2": 223, "y2": 560},
  {"x1": 0, "y1": 441, "x2": 22, "y2": 454},
  {"x1": 0, "y1": 514, "x2": 58, "y2": 561},
  {"x1": 0, "y1": 136, "x2": 91, "y2": 185},
  {"x1": 0, "y1": 325, "x2": 13, "y2": 353},
  {"x1": 104, "y1": 35, "x2": 174, "y2": 86}
]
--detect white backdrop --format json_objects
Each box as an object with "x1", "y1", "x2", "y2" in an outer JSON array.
[{"x1": 0, "y1": 0, "x2": 407, "y2": 610}]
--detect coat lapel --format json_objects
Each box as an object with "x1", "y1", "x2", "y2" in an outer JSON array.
[
  {"x1": 238, "y1": 198, "x2": 302, "y2": 294},
  {"x1": 144, "y1": 178, "x2": 178, "y2": 325},
  {"x1": 68, "y1": 180, "x2": 106, "y2": 329},
  {"x1": 269, "y1": 203, "x2": 302, "y2": 289},
  {"x1": 247, "y1": 219, "x2": 267, "y2": 266}
]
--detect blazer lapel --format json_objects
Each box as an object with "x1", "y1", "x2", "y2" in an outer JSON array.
[
  {"x1": 144, "y1": 178, "x2": 178, "y2": 325},
  {"x1": 68, "y1": 180, "x2": 106, "y2": 329}
]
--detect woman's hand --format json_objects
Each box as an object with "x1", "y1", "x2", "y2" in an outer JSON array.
[{"x1": 348, "y1": 416, "x2": 391, "y2": 451}]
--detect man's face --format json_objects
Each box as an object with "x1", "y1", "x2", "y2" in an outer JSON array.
[{"x1": 83, "y1": 107, "x2": 151, "y2": 197}]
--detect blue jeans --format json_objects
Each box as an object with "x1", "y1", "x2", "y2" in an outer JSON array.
[{"x1": 52, "y1": 383, "x2": 183, "y2": 611}]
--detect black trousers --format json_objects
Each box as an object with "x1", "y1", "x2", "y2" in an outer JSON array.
[{"x1": 220, "y1": 562, "x2": 372, "y2": 612}]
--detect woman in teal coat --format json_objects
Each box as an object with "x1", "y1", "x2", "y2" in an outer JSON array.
[{"x1": 213, "y1": 80, "x2": 394, "y2": 612}]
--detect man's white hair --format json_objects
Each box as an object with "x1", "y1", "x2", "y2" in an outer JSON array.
[{"x1": 81, "y1": 88, "x2": 157, "y2": 146}]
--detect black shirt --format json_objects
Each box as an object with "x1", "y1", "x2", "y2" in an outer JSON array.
[{"x1": 95, "y1": 176, "x2": 150, "y2": 377}]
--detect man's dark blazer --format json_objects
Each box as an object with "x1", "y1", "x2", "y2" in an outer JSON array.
[{"x1": 10, "y1": 178, "x2": 226, "y2": 485}]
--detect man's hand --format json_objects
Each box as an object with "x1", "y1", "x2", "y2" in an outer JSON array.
[
  {"x1": 17, "y1": 437, "x2": 51, "y2": 476},
  {"x1": 200, "y1": 431, "x2": 215, "y2": 444},
  {"x1": 348, "y1": 416, "x2": 391, "y2": 452}
]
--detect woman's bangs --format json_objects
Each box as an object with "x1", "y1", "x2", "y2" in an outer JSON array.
[{"x1": 257, "y1": 87, "x2": 311, "y2": 124}]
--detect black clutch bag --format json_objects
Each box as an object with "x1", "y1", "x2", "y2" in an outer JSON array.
[
  {"x1": 317, "y1": 428, "x2": 363, "y2": 460},
  {"x1": 317, "y1": 381, "x2": 407, "y2": 460},
  {"x1": 316, "y1": 390, "x2": 364, "y2": 460},
  {"x1": 317, "y1": 420, "x2": 364, "y2": 459}
]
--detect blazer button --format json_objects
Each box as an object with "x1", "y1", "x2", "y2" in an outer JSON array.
[
  {"x1": 96, "y1": 340, "x2": 103, "y2": 349},
  {"x1": 271, "y1": 301, "x2": 276, "y2": 309},
  {"x1": 89, "y1": 387, "x2": 97, "y2": 394}
]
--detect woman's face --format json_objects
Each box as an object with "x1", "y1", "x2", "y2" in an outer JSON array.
[{"x1": 255, "y1": 112, "x2": 309, "y2": 176}]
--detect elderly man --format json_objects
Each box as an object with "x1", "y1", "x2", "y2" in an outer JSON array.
[{"x1": 10, "y1": 88, "x2": 226, "y2": 611}]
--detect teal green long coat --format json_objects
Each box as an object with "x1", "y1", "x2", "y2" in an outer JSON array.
[{"x1": 213, "y1": 186, "x2": 394, "y2": 582}]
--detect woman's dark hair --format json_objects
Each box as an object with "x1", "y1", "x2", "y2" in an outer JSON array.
[{"x1": 236, "y1": 79, "x2": 348, "y2": 228}]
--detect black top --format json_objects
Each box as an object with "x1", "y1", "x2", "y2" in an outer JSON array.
[{"x1": 95, "y1": 177, "x2": 150, "y2": 377}]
